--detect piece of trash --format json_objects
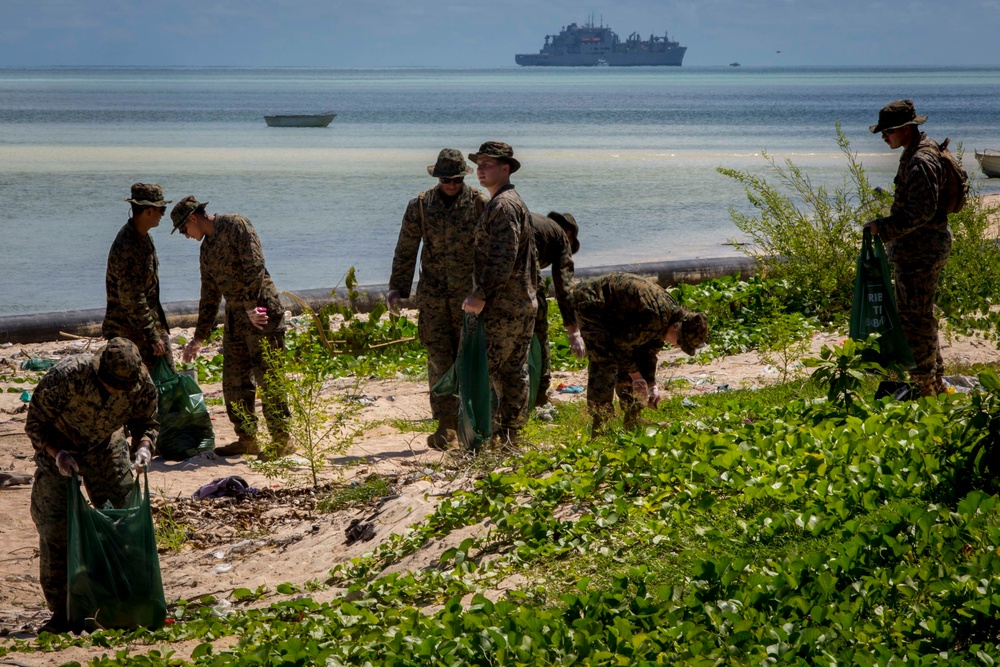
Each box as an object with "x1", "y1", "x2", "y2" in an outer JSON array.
[
  {"x1": 943, "y1": 375, "x2": 980, "y2": 394},
  {"x1": 211, "y1": 599, "x2": 234, "y2": 617},
  {"x1": 20, "y1": 358, "x2": 59, "y2": 372},
  {"x1": 213, "y1": 551, "x2": 225, "y2": 559},
  {"x1": 192, "y1": 476, "x2": 259, "y2": 500},
  {"x1": 345, "y1": 519, "x2": 376, "y2": 545},
  {"x1": 19, "y1": 391, "x2": 32, "y2": 403},
  {"x1": 716, "y1": 384, "x2": 731, "y2": 392},
  {"x1": 386, "y1": 395, "x2": 396, "y2": 402},
  {"x1": 682, "y1": 398, "x2": 697, "y2": 408},
  {"x1": 213, "y1": 563, "x2": 233, "y2": 574},
  {"x1": 558, "y1": 385, "x2": 584, "y2": 394}
]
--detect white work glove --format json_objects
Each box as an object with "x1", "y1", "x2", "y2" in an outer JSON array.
[
  {"x1": 55, "y1": 450, "x2": 79, "y2": 477},
  {"x1": 649, "y1": 385, "x2": 663, "y2": 408},
  {"x1": 386, "y1": 290, "x2": 402, "y2": 314},
  {"x1": 133, "y1": 445, "x2": 152, "y2": 474},
  {"x1": 631, "y1": 377, "x2": 649, "y2": 404},
  {"x1": 182, "y1": 339, "x2": 203, "y2": 364},
  {"x1": 568, "y1": 331, "x2": 586, "y2": 359}
]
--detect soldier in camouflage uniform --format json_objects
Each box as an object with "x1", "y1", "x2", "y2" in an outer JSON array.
[
  {"x1": 27, "y1": 338, "x2": 157, "y2": 634},
  {"x1": 463, "y1": 142, "x2": 538, "y2": 445},
  {"x1": 103, "y1": 183, "x2": 174, "y2": 374},
  {"x1": 865, "y1": 100, "x2": 951, "y2": 396},
  {"x1": 171, "y1": 196, "x2": 290, "y2": 458},
  {"x1": 531, "y1": 211, "x2": 585, "y2": 406},
  {"x1": 386, "y1": 149, "x2": 489, "y2": 449},
  {"x1": 568, "y1": 273, "x2": 708, "y2": 432}
]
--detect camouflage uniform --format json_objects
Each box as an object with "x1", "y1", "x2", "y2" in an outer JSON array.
[
  {"x1": 103, "y1": 220, "x2": 173, "y2": 373},
  {"x1": 471, "y1": 184, "x2": 538, "y2": 435},
  {"x1": 194, "y1": 214, "x2": 290, "y2": 439},
  {"x1": 26, "y1": 342, "x2": 157, "y2": 616},
  {"x1": 531, "y1": 212, "x2": 578, "y2": 404},
  {"x1": 389, "y1": 183, "x2": 487, "y2": 424},
  {"x1": 870, "y1": 101, "x2": 951, "y2": 396},
  {"x1": 569, "y1": 273, "x2": 686, "y2": 429}
]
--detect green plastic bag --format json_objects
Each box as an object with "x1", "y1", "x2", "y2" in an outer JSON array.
[
  {"x1": 432, "y1": 314, "x2": 492, "y2": 450},
  {"x1": 527, "y1": 334, "x2": 542, "y2": 410},
  {"x1": 67, "y1": 471, "x2": 166, "y2": 631},
  {"x1": 151, "y1": 359, "x2": 215, "y2": 461},
  {"x1": 849, "y1": 228, "x2": 915, "y2": 368}
]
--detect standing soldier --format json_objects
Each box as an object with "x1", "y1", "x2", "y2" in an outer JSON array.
[
  {"x1": 386, "y1": 149, "x2": 488, "y2": 450},
  {"x1": 569, "y1": 273, "x2": 708, "y2": 432},
  {"x1": 463, "y1": 142, "x2": 538, "y2": 446},
  {"x1": 103, "y1": 183, "x2": 173, "y2": 374},
  {"x1": 171, "y1": 196, "x2": 291, "y2": 458},
  {"x1": 531, "y1": 211, "x2": 585, "y2": 406},
  {"x1": 27, "y1": 338, "x2": 156, "y2": 634},
  {"x1": 865, "y1": 99, "x2": 952, "y2": 396}
]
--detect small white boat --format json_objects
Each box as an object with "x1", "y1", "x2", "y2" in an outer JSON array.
[
  {"x1": 975, "y1": 149, "x2": 1000, "y2": 178},
  {"x1": 264, "y1": 113, "x2": 336, "y2": 128}
]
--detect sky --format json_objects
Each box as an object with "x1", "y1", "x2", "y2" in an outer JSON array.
[{"x1": 2, "y1": 0, "x2": 999, "y2": 68}]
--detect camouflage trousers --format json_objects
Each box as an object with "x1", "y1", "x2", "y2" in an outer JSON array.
[
  {"x1": 584, "y1": 350, "x2": 644, "y2": 432},
  {"x1": 418, "y1": 296, "x2": 464, "y2": 422},
  {"x1": 481, "y1": 306, "x2": 534, "y2": 433},
  {"x1": 894, "y1": 253, "x2": 948, "y2": 396},
  {"x1": 30, "y1": 432, "x2": 134, "y2": 614},
  {"x1": 222, "y1": 311, "x2": 290, "y2": 439},
  {"x1": 533, "y1": 285, "x2": 552, "y2": 406}
]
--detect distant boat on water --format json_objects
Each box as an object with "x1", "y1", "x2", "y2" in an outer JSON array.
[
  {"x1": 976, "y1": 149, "x2": 1000, "y2": 178},
  {"x1": 730, "y1": 62, "x2": 741, "y2": 67},
  {"x1": 264, "y1": 113, "x2": 336, "y2": 128}
]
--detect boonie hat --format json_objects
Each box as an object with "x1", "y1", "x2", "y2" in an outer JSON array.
[
  {"x1": 427, "y1": 148, "x2": 474, "y2": 178},
  {"x1": 98, "y1": 337, "x2": 143, "y2": 391},
  {"x1": 125, "y1": 183, "x2": 171, "y2": 207},
  {"x1": 676, "y1": 311, "x2": 709, "y2": 356},
  {"x1": 870, "y1": 99, "x2": 927, "y2": 134},
  {"x1": 548, "y1": 211, "x2": 580, "y2": 254},
  {"x1": 170, "y1": 195, "x2": 208, "y2": 234},
  {"x1": 468, "y1": 141, "x2": 521, "y2": 174}
]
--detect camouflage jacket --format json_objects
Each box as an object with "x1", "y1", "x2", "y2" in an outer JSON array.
[
  {"x1": 389, "y1": 184, "x2": 488, "y2": 302},
  {"x1": 877, "y1": 131, "x2": 952, "y2": 257},
  {"x1": 570, "y1": 272, "x2": 683, "y2": 381},
  {"x1": 195, "y1": 214, "x2": 283, "y2": 342},
  {"x1": 471, "y1": 184, "x2": 538, "y2": 314},
  {"x1": 532, "y1": 212, "x2": 577, "y2": 327},
  {"x1": 25, "y1": 355, "x2": 158, "y2": 456},
  {"x1": 103, "y1": 220, "x2": 169, "y2": 344}
]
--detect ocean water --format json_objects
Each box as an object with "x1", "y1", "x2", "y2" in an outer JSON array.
[{"x1": 1, "y1": 66, "x2": 998, "y2": 316}]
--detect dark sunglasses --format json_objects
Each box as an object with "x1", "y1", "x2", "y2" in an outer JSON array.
[
  {"x1": 439, "y1": 177, "x2": 464, "y2": 184},
  {"x1": 178, "y1": 223, "x2": 188, "y2": 235}
]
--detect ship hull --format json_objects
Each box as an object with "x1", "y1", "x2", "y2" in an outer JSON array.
[
  {"x1": 264, "y1": 113, "x2": 336, "y2": 128},
  {"x1": 516, "y1": 47, "x2": 685, "y2": 66}
]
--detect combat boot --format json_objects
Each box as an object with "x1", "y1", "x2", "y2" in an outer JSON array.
[
  {"x1": 259, "y1": 432, "x2": 294, "y2": 461},
  {"x1": 38, "y1": 611, "x2": 70, "y2": 635},
  {"x1": 215, "y1": 435, "x2": 260, "y2": 457},
  {"x1": 427, "y1": 417, "x2": 458, "y2": 451}
]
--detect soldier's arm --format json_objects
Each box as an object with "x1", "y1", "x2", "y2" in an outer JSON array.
[
  {"x1": 634, "y1": 342, "x2": 664, "y2": 384},
  {"x1": 25, "y1": 372, "x2": 67, "y2": 458},
  {"x1": 112, "y1": 239, "x2": 164, "y2": 340},
  {"x1": 388, "y1": 199, "x2": 423, "y2": 299},
  {"x1": 473, "y1": 202, "x2": 520, "y2": 301},
  {"x1": 551, "y1": 242, "x2": 578, "y2": 328},
  {"x1": 126, "y1": 376, "x2": 159, "y2": 451},
  {"x1": 230, "y1": 220, "x2": 270, "y2": 311},
  {"x1": 194, "y1": 248, "x2": 223, "y2": 342},
  {"x1": 876, "y1": 155, "x2": 941, "y2": 242}
]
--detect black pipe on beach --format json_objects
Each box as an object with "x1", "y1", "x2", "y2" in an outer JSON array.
[{"x1": 0, "y1": 256, "x2": 756, "y2": 344}]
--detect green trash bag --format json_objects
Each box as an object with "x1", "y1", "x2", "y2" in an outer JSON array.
[
  {"x1": 67, "y1": 471, "x2": 166, "y2": 632},
  {"x1": 151, "y1": 359, "x2": 215, "y2": 461},
  {"x1": 849, "y1": 228, "x2": 915, "y2": 368},
  {"x1": 527, "y1": 334, "x2": 542, "y2": 410},
  {"x1": 432, "y1": 314, "x2": 492, "y2": 450}
]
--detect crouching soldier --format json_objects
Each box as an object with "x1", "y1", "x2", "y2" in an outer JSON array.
[
  {"x1": 569, "y1": 273, "x2": 708, "y2": 432},
  {"x1": 26, "y1": 338, "x2": 157, "y2": 634}
]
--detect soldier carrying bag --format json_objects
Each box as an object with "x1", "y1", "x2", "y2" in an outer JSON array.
[{"x1": 929, "y1": 137, "x2": 969, "y2": 214}]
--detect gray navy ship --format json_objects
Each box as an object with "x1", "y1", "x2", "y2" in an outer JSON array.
[{"x1": 516, "y1": 18, "x2": 686, "y2": 67}]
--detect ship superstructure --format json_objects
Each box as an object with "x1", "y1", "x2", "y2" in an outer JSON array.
[{"x1": 516, "y1": 17, "x2": 686, "y2": 66}]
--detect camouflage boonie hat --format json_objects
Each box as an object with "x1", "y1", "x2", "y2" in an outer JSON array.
[
  {"x1": 170, "y1": 195, "x2": 209, "y2": 234},
  {"x1": 98, "y1": 337, "x2": 143, "y2": 391},
  {"x1": 427, "y1": 148, "x2": 474, "y2": 178},
  {"x1": 870, "y1": 99, "x2": 927, "y2": 134},
  {"x1": 676, "y1": 311, "x2": 709, "y2": 356},
  {"x1": 548, "y1": 211, "x2": 580, "y2": 254},
  {"x1": 125, "y1": 183, "x2": 171, "y2": 207},
  {"x1": 468, "y1": 141, "x2": 521, "y2": 173}
]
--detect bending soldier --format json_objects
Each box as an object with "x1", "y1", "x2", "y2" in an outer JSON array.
[
  {"x1": 27, "y1": 338, "x2": 157, "y2": 634},
  {"x1": 172, "y1": 196, "x2": 291, "y2": 458},
  {"x1": 569, "y1": 273, "x2": 708, "y2": 432},
  {"x1": 531, "y1": 211, "x2": 584, "y2": 406},
  {"x1": 387, "y1": 149, "x2": 488, "y2": 450},
  {"x1": 103, "y1": 183, "x2": 174, "y2": 374}
]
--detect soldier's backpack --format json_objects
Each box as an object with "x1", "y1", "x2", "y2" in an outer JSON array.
[{"x1": 933, "y1": 138, "x2": 969, "y2": 214}]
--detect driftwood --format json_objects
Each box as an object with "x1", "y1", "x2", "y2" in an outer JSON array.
[{"x1": 0, "y1": 472, "x2": 32, "y2": 488}]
